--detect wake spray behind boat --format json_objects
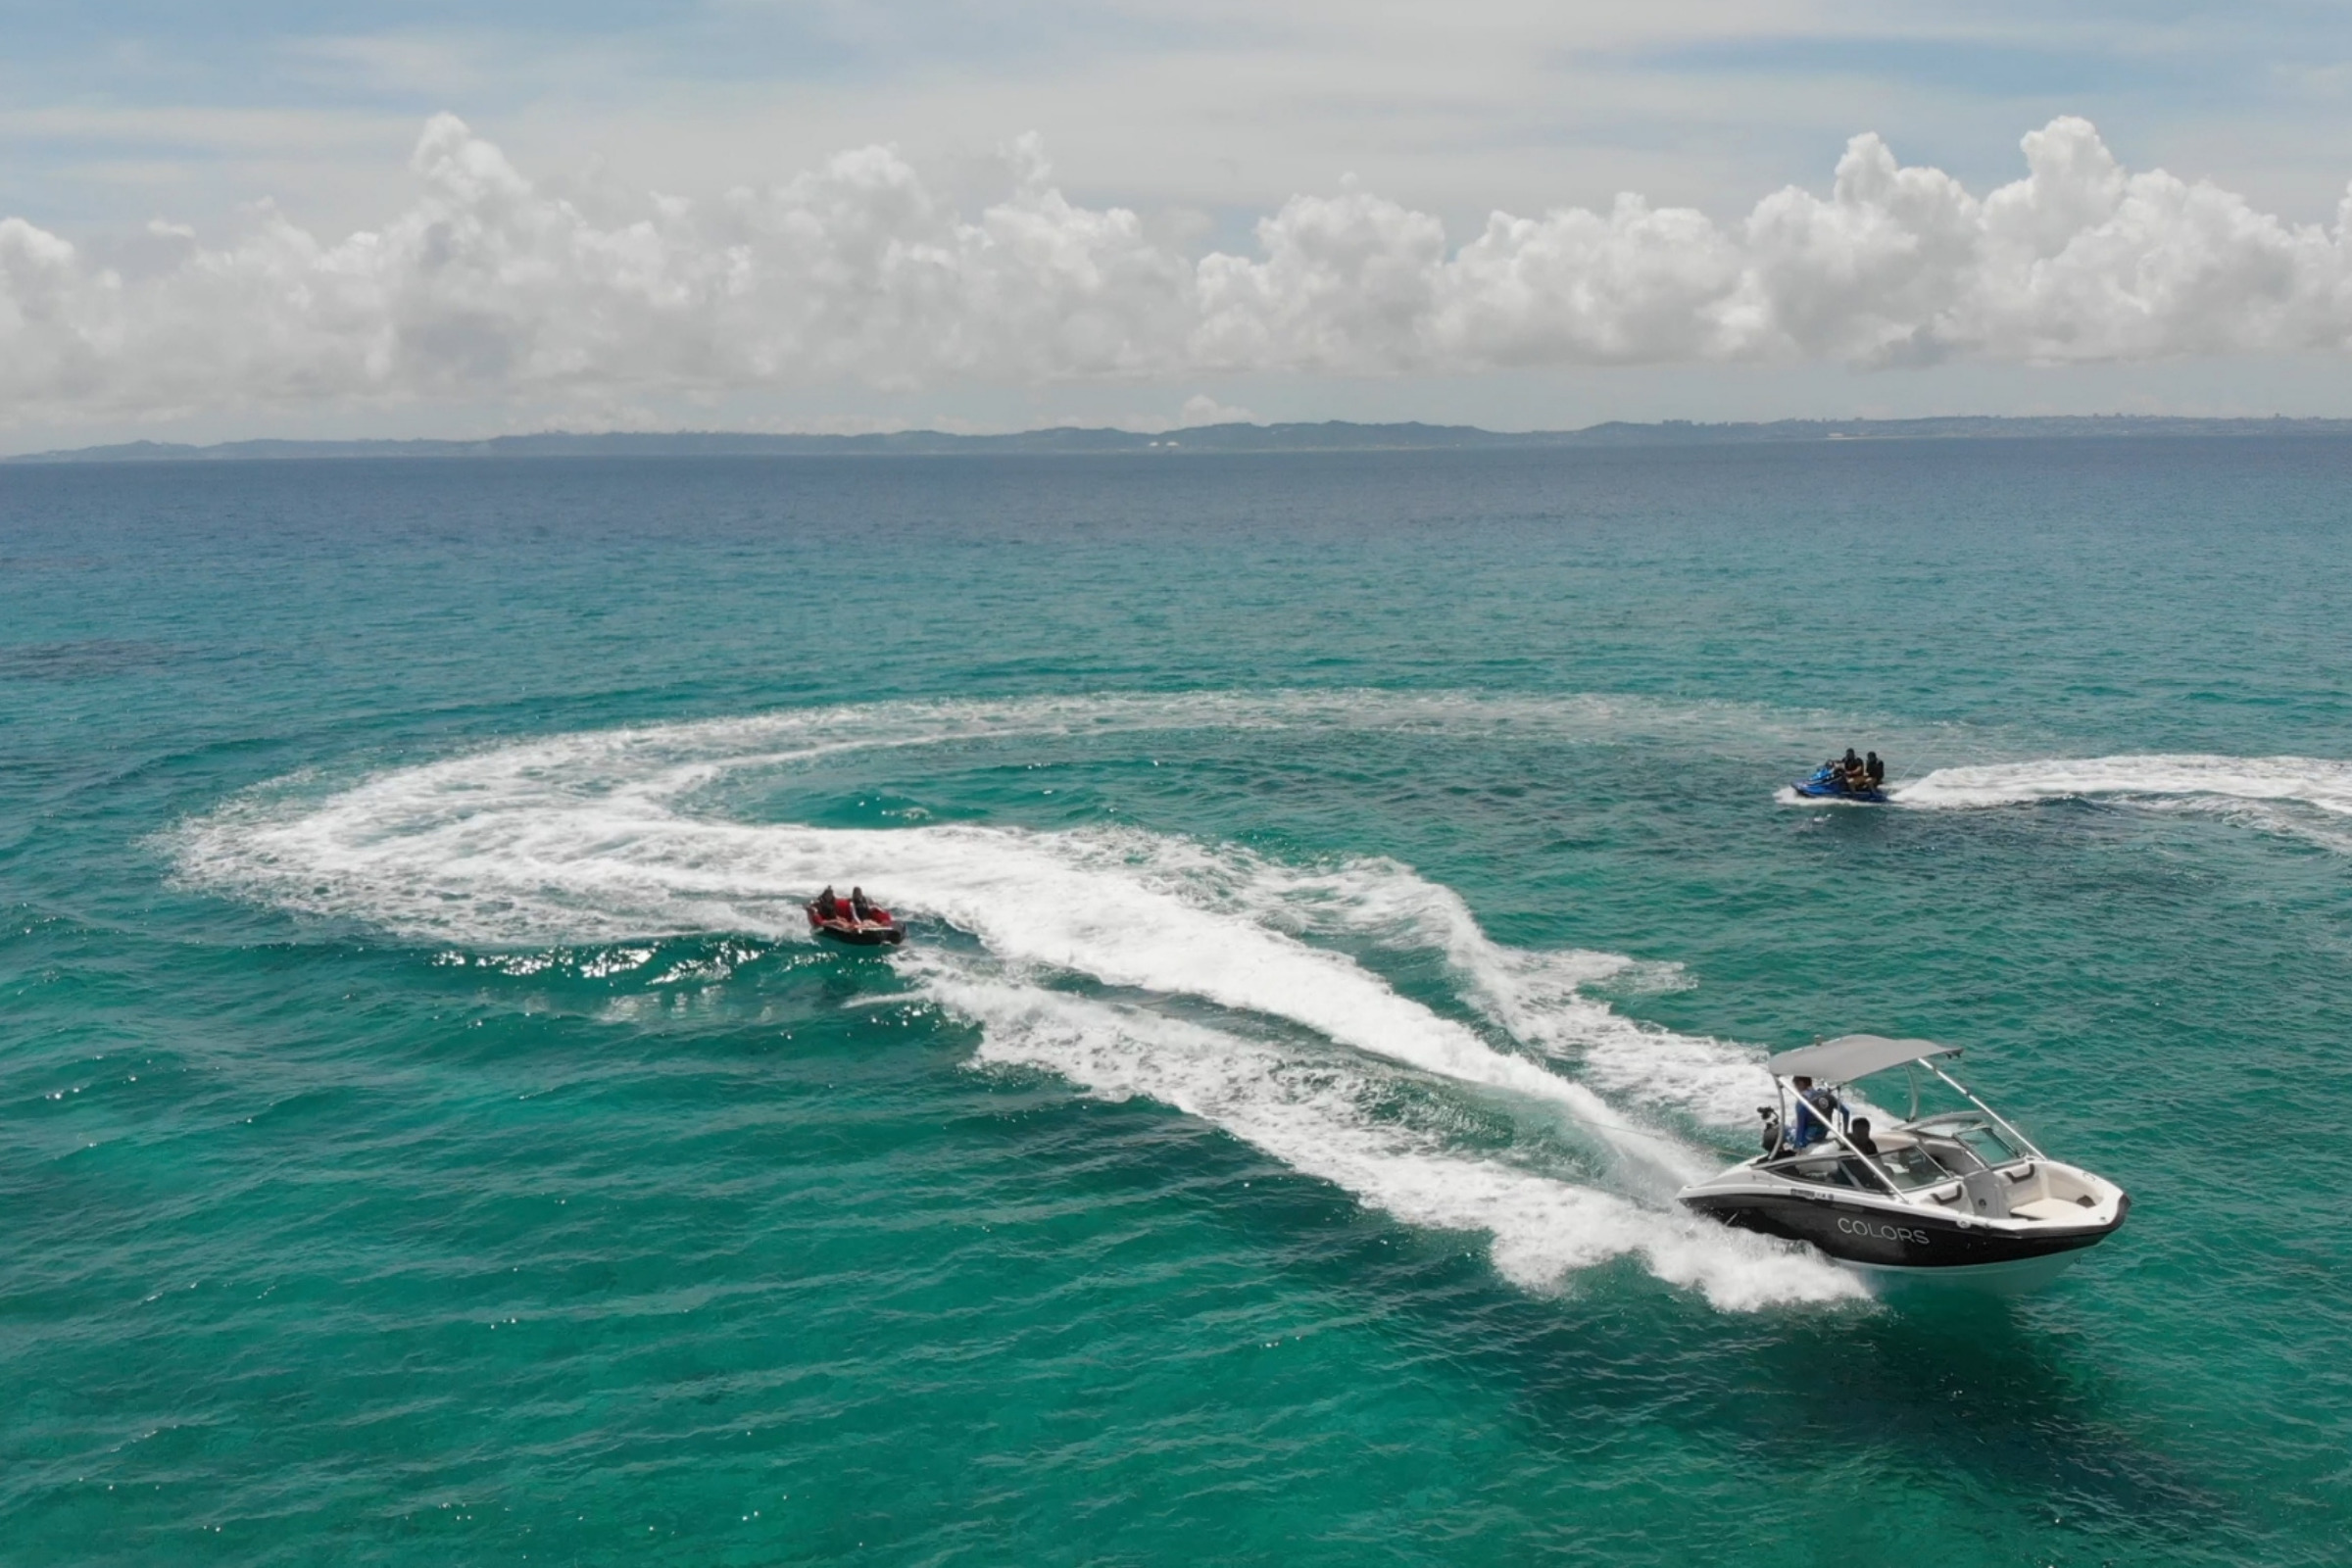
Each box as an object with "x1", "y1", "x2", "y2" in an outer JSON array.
[{"x1": 1677, "y1": 1035, "x2": 2129, "y2": 1294}]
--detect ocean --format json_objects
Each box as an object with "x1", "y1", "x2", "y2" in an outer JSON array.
[{"x1": 3, "y1": 440, "x2": 2347, "y2": 1565}]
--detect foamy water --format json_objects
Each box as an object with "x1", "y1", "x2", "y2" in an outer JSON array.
[
  {"x1": 1895, "y1": 755, "x2": 2352, "y2": 815},
  {"x1": 169, "y1": 697, "x2": 1865, "y2": 1310},
  {"x1": 929, "y1": 969, "x2": 1851, "y2": 1308}
]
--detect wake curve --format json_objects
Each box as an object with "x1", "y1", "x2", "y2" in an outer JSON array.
[
  {"x1": 168, "y1": 695, "x2": 1860, "y2": 1309},
  {"x1": 930, "y1": 970, "x2": 1855, "y2": 1308}
]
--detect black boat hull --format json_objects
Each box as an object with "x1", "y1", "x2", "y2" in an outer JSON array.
[{"x1": 1682, "y1": 1189, "x2": 2128, "y2": 1271}]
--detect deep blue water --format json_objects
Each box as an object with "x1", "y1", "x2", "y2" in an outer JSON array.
[{"x1": 3, "y1": 442, "x2": 2348, "y2": 1565}]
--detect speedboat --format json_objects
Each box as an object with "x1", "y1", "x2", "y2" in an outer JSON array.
[
  {"x1": 807, "y1": 899, "x2": 906, "y2": 947},
  {"x1": 1677, "y1": 1034, "x2": 2129, "y2": 1293},
  {"x1": 1792, "y1": 764, "x2": 1887, "y2": 803}
]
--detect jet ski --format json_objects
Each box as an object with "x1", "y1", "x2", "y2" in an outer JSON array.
[
  {"x1": 1677, "y1": 1034, "x2": 2129, "y2": 1294},
  {"x1": 807, "y1": 898, "x2": 906, "y2": 947},
  {"x1": 1792, "y1": 763, "x2": 1887, "y2": 803}
]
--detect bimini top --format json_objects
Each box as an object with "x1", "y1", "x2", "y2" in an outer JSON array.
[{"x1": 1766, "y1": 1034, "x2": 1958, "y2": 1082}]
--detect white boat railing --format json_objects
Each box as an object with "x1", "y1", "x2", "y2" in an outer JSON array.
[
  {"x1": 1921, "y1": 1062, "x2": 2045, "y2": 1160},
  {"x1": 1770, "y1": 1086, "x2": 2044, "y2": 1209}
]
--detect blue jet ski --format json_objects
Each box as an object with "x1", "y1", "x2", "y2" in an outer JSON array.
[{"x1": 1793, "y1": 763, "x2": 1887, "y2": 803}]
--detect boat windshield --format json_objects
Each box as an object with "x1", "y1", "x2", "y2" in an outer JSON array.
[
  {"x1": 1910, "y1": 1115, "x2": 2029, "y2": 1168},
  {"x1": 1864, "y1": 1144, "x2": 1952, "y2": 1191}
]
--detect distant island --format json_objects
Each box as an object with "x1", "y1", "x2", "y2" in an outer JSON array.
[{"x1": 13, "y1": 415, "x2": 2352, "y2": 463}]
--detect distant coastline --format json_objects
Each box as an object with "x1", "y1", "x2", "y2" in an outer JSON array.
[{"x1": 13, "y1": 414, "x2": 2352, "y2": 464}]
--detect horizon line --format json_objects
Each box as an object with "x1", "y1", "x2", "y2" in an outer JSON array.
[{"x1": 13, "y1": 412, "x2": 2352, "y2": 465}]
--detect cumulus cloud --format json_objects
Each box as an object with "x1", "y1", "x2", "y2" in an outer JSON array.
[
  {"x1": 5, "y1": 113, "x2": 2352, "y2": 424},
  {"x1": 1178, "y1": 393, "x2": 1258, "y2": 426}
]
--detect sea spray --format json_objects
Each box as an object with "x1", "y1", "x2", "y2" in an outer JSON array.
[
  {"x1": 166, "y1": 698, "x2": 1866, "y2": 1305},
  {"x1": 1895, "y1": 754, "x2": 2352, "y2": 814},
  {"x1": 921, "y1": 962, "x2": 1860, "y2": 1309}
]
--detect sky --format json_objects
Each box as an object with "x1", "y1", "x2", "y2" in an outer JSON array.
[{"x1": 6, "y1": 1, "x2": 2352, "y2": 448}]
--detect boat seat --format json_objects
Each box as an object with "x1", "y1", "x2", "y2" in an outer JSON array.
[
  {"x1": 1959, "y1": 1169, "x2": 2011, "y2": 1218},
  {"x1": 2010, "y1": 1198, "x2": 2086, "y2": 1223}
]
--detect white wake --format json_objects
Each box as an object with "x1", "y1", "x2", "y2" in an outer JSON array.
[
  {"x1": 1895, "y1": 754, "x2": 2352, "y2": 814},
  {"x1": 1892, "y1": 754, "x2": 2352, "y2": 851},
  {"x1": 168, "y1": 696, "x2": 1863, "y2": 1309},
  {"x1": 928, "y1": 968, "x2": 1846, "y2": 1310}
]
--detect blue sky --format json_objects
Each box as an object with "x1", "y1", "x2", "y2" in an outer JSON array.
[{"x1": 6, "y1": 2, "x2": 2352, "y2": 445}]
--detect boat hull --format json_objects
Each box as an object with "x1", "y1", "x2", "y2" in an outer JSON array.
[
  {"x1": 1680, "y1": 1188, "x2": 2127, "y2": 1279},
  {"x1": 1841, "y1": 1249, "x2": 2094, "y2": 1297}
]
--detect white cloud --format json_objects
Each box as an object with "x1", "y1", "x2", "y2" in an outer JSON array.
[
  {"x1": 1179, "y1": 393, "x2": 1258, "y2": 426},
  {"x1": 5, "y1": 112, "x2": 2352, "y2": 427}
]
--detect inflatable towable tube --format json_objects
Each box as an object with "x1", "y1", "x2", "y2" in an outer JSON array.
[{"x1": 807, "y1": 901, "x2": 906, "y2": 946}]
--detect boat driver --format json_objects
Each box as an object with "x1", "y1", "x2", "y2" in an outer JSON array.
[{"x1": 1788, "y1": 1075, "x2": 1846, "y2": 1150}]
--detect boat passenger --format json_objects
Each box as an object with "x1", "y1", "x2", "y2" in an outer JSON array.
[
  {"x1": 1848, "y1": 1117, "x2": 1879, "y2": 1157},
  {"x1": 1788, "y1": 1075, "x2": 1845, "y2": 1150},
  {"x1": 815, "y1": 886, "x2": 841, "y2": 919},
  {"x1": 850, "y1": 887, "x2": 874, "y2": 923}
]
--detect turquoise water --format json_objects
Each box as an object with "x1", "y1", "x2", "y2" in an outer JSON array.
[{"x1": 4, "y1": 443, "x2": 2348, "y2": 1565}]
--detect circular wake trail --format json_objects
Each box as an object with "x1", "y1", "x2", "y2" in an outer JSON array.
[{"x1": 169, "y1": 698, "x2": 1859, "y2": 1309}]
